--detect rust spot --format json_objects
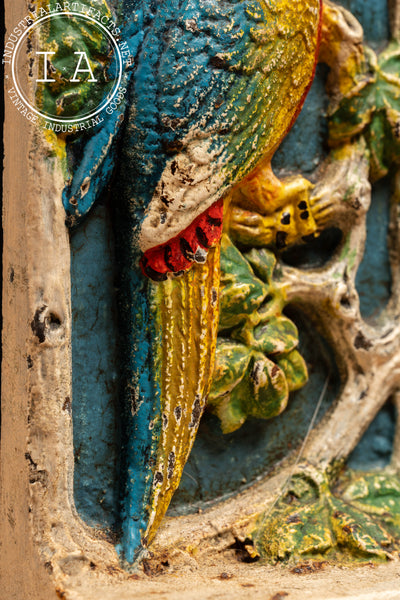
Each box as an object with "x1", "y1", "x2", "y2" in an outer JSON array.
[
  {"x1": 154, "y1": 471, "x2": 164, "y2": 486},
  {"x1": 210, "y1": 55, "x2": 228, "y2": 69},
  {"x1": 180, "y1": 237, "x2": 195, "y2": 261},
  {"x1": 63, "y1": 397, "x2": 72, "y2": 413},
  {"x1": 162, "y1": 139, "x2": 184, "y2": 155},
  {"x1": 194, "y1": 246, "x2": 207, "y2": 264},
  {"x1": 207, "y1": 214, "x2": 222, "y2": 228},
  {"x1": 342, "y1": 524, "x2": 357, "y2": 534},
  {"x1": 167, "y1": 452, "x2": 175, "y2": 479},
  {"x1": 106, "y1": 564, "x2": 125, "y2": 576},
  {"x1": 271, "y1": 364, "x2": 280, "y2": 378},
  {"x1": 342, "y1": 525, "x2": 351, "y2": 534},
  {"x1": 160, "y1": 181, "x2": 172, "y2": 206},
  {"x1": 286, "y1": 513, "x2": 302, "y2": 524},
  {"x1": 142, "y1": 553, "x2": 170, "y2": 577},
  {"x1": 271, "y1": 593, "x2": 289, "y2": 600},
  {"x1": 44, "y1": 561, "x2": 53, "y2": 574},
  {"x1": 25, "y1": 452, "x2": 48, "y2": 485},
  {"x1": 215, "y1": 94, "x2": 224, "y2": 109},
  {"x1": 189, "y1": 396, "x2": 202, "y2": 428},
  {"x1": 7, "y1": 507, "x2": 15, "y2": 529},
  {"x1": 291, "y1": 561, "x2": 328, "y2": 574},
  {"x1": 250, "y1": 361, "x2": 263, "y2": 385},
  {"x1": 161, "y1": 116, "x2": 181, "y2": 131},
  {"x1": 354, "y1": 332, "x2": 372, "y2": 350},
  {"x1": 218, "y1": 572, "x2": 233, "y2": 580},
  {"x1": 142, "y1": 561, "x2": 152, "y2": 577}
]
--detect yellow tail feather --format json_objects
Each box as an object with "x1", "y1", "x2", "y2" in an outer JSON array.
[{"x1": 145, "y1": 244, "x2": 221, "y2": 543}]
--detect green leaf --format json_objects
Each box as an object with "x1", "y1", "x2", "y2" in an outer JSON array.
[
  {"x1": 253, "y1": 466, "x2": 400, "y2": 564},
  {"x1": 343, "y1": 474, "x2": 400, "y2": 508},
  {"x1": 211, "y1": 395, "x2": 247, "y2": 434},
  {"x1": 329, "y1": 48, "x2": 378, "y2": 141},
  {"x1": 210, "y1": 391, "x2": 248, "y2": 434},
  {"x1": 260, "y1": 500, "x2": 334, "y2": 561},
  {"x1": 242, "y1": 354, "x2": 288, "y2": 420},
  {"x1": 238, "y1": 316, "x2": 299, "y2": 355},
  {"x1": 329, "y1": 497, "x2": 394, "y2": 560},
  {"x1": 367, "y1": 112, "x2": 391, "y2": 180},
  {"x1": 245, "y1": 247, "x2": 277, "y2": 283},
  {"x1": 329, "y1": 42, "x2": 400, "y2": 179},
  {"x1": 208, "y1": 341, "x2": 252, "y2": 400},
  {"x1": 208, "y1": 348, "x2": 289, "y2": 433},
  {"x1": 219, "y1": 235, "x2": 269, "y2": 330},
  {"x1": 277, "y1": 349, "x2": 308, "y2": 392},
  {"x1": 342, "y1": 473, "x2": 400, "y2": 537}
]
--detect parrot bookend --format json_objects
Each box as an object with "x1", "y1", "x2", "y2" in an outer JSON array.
[{"x1": 41, "y1": 0, "x2": 322, "y2": 563}]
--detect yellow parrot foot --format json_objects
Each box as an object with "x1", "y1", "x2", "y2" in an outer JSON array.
[{"x1": 227, "y1": 165, "x2": 319, "y2": 250}]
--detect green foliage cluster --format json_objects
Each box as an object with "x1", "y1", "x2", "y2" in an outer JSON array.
[
  {"x1": 330, "y1": 41, "x2": 400, "y2": 181},
  {"x1": 37, "y1": 1, "x2": 114, "y2": 120},
  {"x1": 255, "y1": 466, "x2": 400, "y2": 563},
  {"x1": 208, "y1": 235, "x2": 308, "y2": 433}
]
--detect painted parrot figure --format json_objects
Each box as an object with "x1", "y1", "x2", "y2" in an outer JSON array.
[{"x1": 53, "y1": 0, "x2": 322, "y2": 562}]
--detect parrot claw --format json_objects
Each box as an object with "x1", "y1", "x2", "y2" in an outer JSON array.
[{"x1": 140, "y1": 199, "x2": 223, "y2": 281}]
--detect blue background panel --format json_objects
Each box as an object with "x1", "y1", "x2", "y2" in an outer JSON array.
[{"x1": 71, "y1": 0, "x2": 395, "y2": 529}]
